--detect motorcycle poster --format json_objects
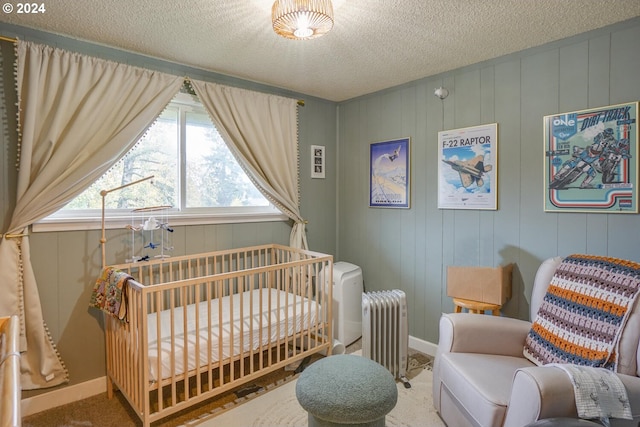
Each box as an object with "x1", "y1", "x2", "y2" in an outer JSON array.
[{"x1": 544, "y1": 102, "x2": 638, "y2": 213}]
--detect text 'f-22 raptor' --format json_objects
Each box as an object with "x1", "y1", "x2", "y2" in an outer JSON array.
[{"x1": 443, "y1": 155, "x2": 492, "y2": 188}]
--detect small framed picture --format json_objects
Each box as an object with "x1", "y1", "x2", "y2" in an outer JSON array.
[
  {"x1": 369, "y1": 137, "x2": 410, "y2": 208},
  {"x1": 311, "y1": 145, "x2": 325, "y2": 179}
]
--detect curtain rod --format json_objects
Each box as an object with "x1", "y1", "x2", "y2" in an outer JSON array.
[
  {"x1": 0, "y1": 36, "x2": 306, "y2": 105},
  {"x1": 184, "y1": 76, "x2": 304, "y2": 106},
  {"x1": 0, "y1": 35, "x2": 17, "y2": 43}
]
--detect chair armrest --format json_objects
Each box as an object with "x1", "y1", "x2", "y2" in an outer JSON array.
[
  {"x1": 504, "y1": 366, "x2": 577, "y2": 427},
  {"x1": 619, "y1": 373, "x2": 640, "y2": 420},
  {"x1": 504, "y1": 367, "x2": 640, "y2": 427},
  {"x1": 437, "y1": 313, "x2": 531, "y2": 357}
]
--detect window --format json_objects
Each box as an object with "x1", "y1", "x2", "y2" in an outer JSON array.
[{"x1": 36, "y1": 92, "x2": 284, "y2": 231}]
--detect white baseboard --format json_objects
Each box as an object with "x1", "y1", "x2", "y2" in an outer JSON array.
[
  {"x1": 409, "y1": 335, "x2": 438, "y2": 357},
  {"x1": 22, "y1": 336, "x2": 438, "y2": 417},
  {"x1": 21, "y1": 376, "x2": 107, "y2": 417}
]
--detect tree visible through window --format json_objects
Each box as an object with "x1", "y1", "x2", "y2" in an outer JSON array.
[{"x1": 59, "y1": 92, "x2": 270, "y2": 217}]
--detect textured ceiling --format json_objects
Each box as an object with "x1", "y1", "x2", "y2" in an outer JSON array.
[{"x1": 1, "y1": 0, "x2": 639, "y2": 102}]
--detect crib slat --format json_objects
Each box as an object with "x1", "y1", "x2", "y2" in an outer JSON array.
[
  {"x1": 193, "y1": 283, "x2": 201, "y2": 398},
  {"x1": 205, "y1": 279, "x2": 213, "y2": 392}
]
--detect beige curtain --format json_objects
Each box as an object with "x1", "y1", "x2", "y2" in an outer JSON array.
[
  {"x1": 189, "y1": 80, "x2": 307, "y2": 249},
  {"x1": 0, "y1": 40, "x2": 183, "y2": 389}
]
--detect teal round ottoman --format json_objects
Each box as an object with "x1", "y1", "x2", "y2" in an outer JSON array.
[{"x1": 295, "y1": 354, "x2": 398, "y2": 427}]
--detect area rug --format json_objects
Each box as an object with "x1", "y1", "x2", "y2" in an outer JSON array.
[{"x1": 182, "y1": 352, "x2": 445, "y2": 427}]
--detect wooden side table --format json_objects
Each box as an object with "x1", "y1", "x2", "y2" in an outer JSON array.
[{"x1": 453, "y1": 297, "x2": 501, "y2": 316}]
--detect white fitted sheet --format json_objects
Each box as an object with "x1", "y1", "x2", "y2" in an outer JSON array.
[{"x1": 146, "y1": 288, "x2": 318, "y2": 381}]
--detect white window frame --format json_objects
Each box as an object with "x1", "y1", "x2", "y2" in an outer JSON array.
[{"x1": 33, "y1": 93, "x2": 287, "y2": 233}]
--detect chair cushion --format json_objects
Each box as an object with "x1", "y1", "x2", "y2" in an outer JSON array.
[
  {"x1": 523, "y1": 254, "x2": 640, "y2": 370},
  {"x1": 439, "y1": 352, "x2": 534, "y2": 427},
  {"x1": 525, "y1": 418, "x2": 602, "y2": 426}
]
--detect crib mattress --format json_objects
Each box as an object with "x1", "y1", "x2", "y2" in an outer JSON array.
[{"x1": 146, "y1": 288, "x2": 318, "y2": 381}]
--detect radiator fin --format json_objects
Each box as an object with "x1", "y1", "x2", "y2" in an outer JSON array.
[{"x1": 362, "y1": 289, "x2": 408, "y2": 379}]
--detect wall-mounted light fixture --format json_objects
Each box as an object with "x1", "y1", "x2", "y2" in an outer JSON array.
[{"x1": 434, "y1": 87, "x2": 449, "y2": 100}]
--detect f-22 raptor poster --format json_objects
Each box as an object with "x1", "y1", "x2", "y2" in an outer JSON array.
[
  {"x1": 544, "y1": 102, "x2": 638, "y2": 213},
  {"x1": 438, "y1": 123, "x2": 498, "y2": 210}
]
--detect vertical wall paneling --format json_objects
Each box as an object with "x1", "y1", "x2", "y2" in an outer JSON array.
[
  {"x1": 337, "y1": 19, "x2": 640, "y2": 345},
  {"x1": 556, "y1": 41, "x2": 590, "y2": 256},
  {"x1": 399, "y1": 85, "x2": 418, "y2": 337},
  {"x1": 584, "y1": 34, "x2": 613, "y2": 255},
  {"x1": 610, "y1": 26, "x2": 640, "y2": 103},
  {"x1": 299, "y1": 98, "x2": 337, "y2": 255},
  {"x1": 452, "y1": 70, "x2": 483, "y2": 267},
  {"x1": 412, "y1": 82, "x2": 429, "y2": 339},
  {"x1": 440, "y1": 74, "x2": 456, "y2": 314},
  {"x1": 479, "y1": 67, "x2": 496, "y2": 267},
  {"x1": 337, "y1": 101, "x2": 359, "y2": 261},
  {"x1": 376, "y1": 91, "x2": 403, "y2": 292},
  {"x1": 493, "y1": 60, "x2": 523, "y2": 317}
]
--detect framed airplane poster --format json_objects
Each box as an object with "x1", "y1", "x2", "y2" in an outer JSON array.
[
  {"x1": 437, "y1": 123, "x2": 498, "y2": 210},
  {"x1": 369, "y1": 137, "x2": 410, "y2": 208},
  {"x1": 544, "y1": 102, "x2": 638, "y2": 213}
]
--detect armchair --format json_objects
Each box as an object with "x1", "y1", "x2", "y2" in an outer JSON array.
[{"x1": 433, "y1": 256, "x2": 640, "y2": 427}]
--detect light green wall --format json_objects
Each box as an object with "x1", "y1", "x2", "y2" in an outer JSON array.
[
  {"x1": 0, "y1": 23, "x2": 337, "y2": 393},
  {"x1": 336, "y1": 18, "x2": 640, "y2": 344}
]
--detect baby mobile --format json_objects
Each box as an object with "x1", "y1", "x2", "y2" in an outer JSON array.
[
  {"x1": 100, "y1": 175, "x2": 174, "y2": 267},
  {"x1": 125, "y1": 205, "x2": 174, "y2": 263}
]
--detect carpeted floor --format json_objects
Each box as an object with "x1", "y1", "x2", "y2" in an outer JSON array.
[
  {"x1": 22, "y1": 341, "x2": 433, "y2": 427},
  {"x1": 22, "y1": 356, "x2": 320, "y2": 427}
]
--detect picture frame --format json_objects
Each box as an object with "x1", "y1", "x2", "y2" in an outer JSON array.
[
  {"x1": 437, "y1": 123, "x2": 498, "y2": 210},
  {"x1": 369, "y1": 137, "x2": 410, "y2": 208},
  {"x1": 311, "y1": 145, "x2": 325, "y2": 179},
  {"x1": 543, "y1": 102, "x2": 638, "y2": 213}
]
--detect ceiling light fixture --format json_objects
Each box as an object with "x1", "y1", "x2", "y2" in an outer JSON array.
[{"x1": 272, "y1": 0, "x2": 334, "y2": 40}]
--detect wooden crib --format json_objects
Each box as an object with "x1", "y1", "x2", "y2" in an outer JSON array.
[
  {"x1": 105, "y1": 244, "x2": 333, "y2": 427},
  {"x1": 0, "y1": 315, "x2": 20, "y2": 427}
]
